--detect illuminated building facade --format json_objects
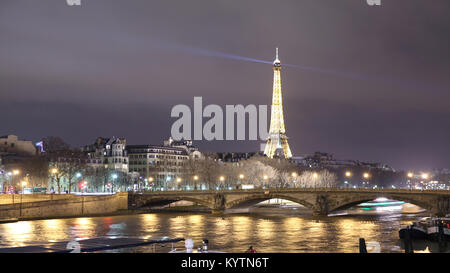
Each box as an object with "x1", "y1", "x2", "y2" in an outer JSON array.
[{"x1": 264, "y1": 48, "x2": 293, "y2": 159}]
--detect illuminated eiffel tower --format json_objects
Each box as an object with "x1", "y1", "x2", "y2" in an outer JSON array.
[{"x1": 264, "y1": 48, "x2": 293, "y2": 159}]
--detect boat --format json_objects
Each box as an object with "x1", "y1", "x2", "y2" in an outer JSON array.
[
  {"x1": 399, "y1": 215, "x2": 450, "y2": 241},
  {"x1": 0, "y1": 218, "x2": 19, "y2": 224},
  {"x1": 0, "y1": 236, "x2": 184, "y2": 253},
  {"x1": 169, "y1": 239, "x2": 226, "y2": 253}
]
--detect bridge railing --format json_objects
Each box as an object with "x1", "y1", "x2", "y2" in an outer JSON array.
[{"x1": 134, "y1": 187, "x2": 450, "y2": 195}]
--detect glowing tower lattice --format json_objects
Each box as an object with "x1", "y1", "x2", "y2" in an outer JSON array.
[{"x1": 264, "y1": 48, "x2": 293, "y2": 159}]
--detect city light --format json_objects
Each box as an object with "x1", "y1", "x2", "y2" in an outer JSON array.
[
  {"x1": 313, "y1": 173, "x2": 318, "y2": 179},
  {"x1": 263, "y1": 174, "x2": 269, "y2": 180},
  {"x1": 193, "y1": 175, "x2": 199, "y2": 181},
  {"x1": 76, "y1": 172, "x2": 82, "y2": 178},
  {"x1": 363, "y1": 173, "x2": 370, "y2": 179},
  {"x1": 239, "y1": 174, "x2": 244, "y2": 179},
  {"x1": 421, "y1": 173, "x2": 429, "y2": 180},
  {"x1": 345, "y1": 171, "x2": 352, "y2": 177},
  {"x1": 291, "y1": 172, "x2": 297, "y2": 178},
  {"x1": 13, "y1": 169, "x2": 20, "y2": 175},
  {"x1": 51, "y1": 168, "x2": 58, "y2": 174},
  {"x1": 219, "y1": 176, "x2": 225, "y2": 182},
  {"x1": 176, "y1": 177, "x2": 182, "y2": 183},
  {"x1": 407, "y1": 172, "x2": 413, "y2": 178},
  {"x1": 148, "y1": 177, "x2": 154, "y2": 182}
]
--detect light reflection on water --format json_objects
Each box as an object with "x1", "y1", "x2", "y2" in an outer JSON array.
[{"x1": 0, "y1": 204, "x2": 445, "y2": 253}]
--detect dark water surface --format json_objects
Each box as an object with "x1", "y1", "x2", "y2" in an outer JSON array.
[{"x1": 0, "y1": 204, "x2": 445, "y2": 253}]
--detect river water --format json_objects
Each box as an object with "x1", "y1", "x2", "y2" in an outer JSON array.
[{"x1": 0, "y1": 203, "x2": 446, "y2": 253}]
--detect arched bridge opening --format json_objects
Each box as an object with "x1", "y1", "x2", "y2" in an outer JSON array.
[
  {"x1": 329, "y1": 196, "x2": 429, "y2": 214},
  {"x1": 225, "y1": 194, "x2": 315, "y2": 211},
  {"x1": 129, "y1": 195, "x2": 212, "y2": 211}
]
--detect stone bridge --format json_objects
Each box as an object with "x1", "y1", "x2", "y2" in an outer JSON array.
[{"x1": 128, "y1": 188, "x2": 450, "y2": 216}]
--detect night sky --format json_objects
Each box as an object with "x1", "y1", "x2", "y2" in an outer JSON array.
[{"x1": 1, "y1": 0, "x2": 449, "y2": 170}]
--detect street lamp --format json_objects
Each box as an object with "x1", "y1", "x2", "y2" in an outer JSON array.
[
  {"x1": 312, "y1": 172, "x2": 318, "y2": 179},
  {"x1": 263, "y1": 174, "x2": 269, "y2": 188},
  {"x1": 111, "y1": 173, "x2": 118, "y2": 193},
  {"x1": 219, "y1": 176, "x2": 225, "y2": 190},
  {"x1": 406, "y1": 172, "x2": 413, "y2": 189},
  {"x1": 363, "y1": 173, "x2": 370, "y2": 188},
  {"x1": 20, "y1": 181, "x2": 27, "y2": 217},
  {"x1": 193, "y1": 175, "x2": 199, "y2": 190},
  {"x1": 176, "y1": 177, "x2": 182, "y2": 190},
  {"x1": 421, "y1": 173, "x2": 429, "y2": 180},
  {"x1": 345, "y1": 171, "x2": 352, "y2": 177},
  {"x1": 291, "y1": 172, "x2": 298, "y2": 188}
]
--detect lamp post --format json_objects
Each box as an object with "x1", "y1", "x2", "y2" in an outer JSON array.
[
  {"x1": 148, "y1": 177, "x2": 154, "y2": 191},
  {"x1": 312, "y1": 172, "x2": 318, "y2": 188},
  {"x1": 407, "y1": 172, "x2": 413, "y2": 189},
  {"x1": 238, "y1": 174, "x2": 245, "y2": 190},
  {"x1": 345, "y1": 171, "x2": 352, "y2": 188},
  {"x1": 291, "y1": 172, "x2": 297, "y2": 188},
  {"x1": 263, "y1": 174, "x2": 268, "y2": 188},
  {"x1": 363, "y1": 172, "x2": 370, "y2": 188},
  {"x1": 20, "y1": 181, "x2": 27, "y2": 217},
  {"x1": 219, "y1": 176, "x2": 225, "y2": 190},
  {"x1": 193, "y1": 175, "x2": 199, "y2": 190},
  {"x1": 176, "y1": 177, "x2": 182, "y2": 190},
  {"x1": 111, "y1": 173, "x2": 118, "y2": 193},
  {"x1": 50, "y1": 168, "x2": 59, "y2": 193},
  {"x1": 12, "y1": 170, "x2": 20, "y2": 192}
]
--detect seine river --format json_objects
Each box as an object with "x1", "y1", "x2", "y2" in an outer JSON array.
[{"x1": 0, "y1": 203, "x2": 446, "y2": 253}]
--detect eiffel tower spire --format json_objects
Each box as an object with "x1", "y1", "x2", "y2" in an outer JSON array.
[{"x1": 264, "y1": 48, "x2": 293, "y2": 159}]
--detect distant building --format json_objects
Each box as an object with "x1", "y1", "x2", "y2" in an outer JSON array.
[
  {"x1": 290, "y1": 151, "x2": 394, "y2": 172},
  {"x1": 0, "y1": 135, "x2": 37, "y2": 156},
  {"x1": 81, "y1": 136, "x2": 128, "y2": 172},
  {"x1": 127, "y1": 145, "x2": 188, "y2": 188},
  {"x1": 215, "y1": 151, "x2": 263, "y2": 162}
]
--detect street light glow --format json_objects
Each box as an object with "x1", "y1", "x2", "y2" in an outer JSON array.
[
  {"x1": 363, "y1": 173, "x2": 370, "y2": 179},
  {"x1": 345, "y1": 171, "x2": 352, "y2": 177}
]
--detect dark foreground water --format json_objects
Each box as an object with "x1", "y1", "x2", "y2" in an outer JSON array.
[{"x1": 0, "y1": 204, "x2": 446, "y2": 253}]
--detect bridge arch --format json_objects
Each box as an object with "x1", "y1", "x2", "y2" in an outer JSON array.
[
  {"x1": 225, "y1": 193, "x2": 315, "y2": 210},
  {"x1": 328, "y1": 194, "x2": 431, "y2": 213},
  {"x1": 133, "y1": 195, "x2": 213, "y2": 210}
]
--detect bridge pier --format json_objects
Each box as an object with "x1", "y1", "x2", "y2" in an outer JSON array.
[
  {"x1": 211, "y1": 209, "x2": 225, "y2": 215},
  {"x1": 436, "y1": 196, "x2": 450, "y2": 217},
  {"x1": 313, "y1": 195, "x2": 329, "y2": 216}
]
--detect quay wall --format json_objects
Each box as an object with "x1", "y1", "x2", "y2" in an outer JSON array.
[
  {"x1": 0, "y1": 193, "x2": 128, "y2": 220},
  {"x1": 0, "y1": 194, "x2": 73, "y2": 205}
]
